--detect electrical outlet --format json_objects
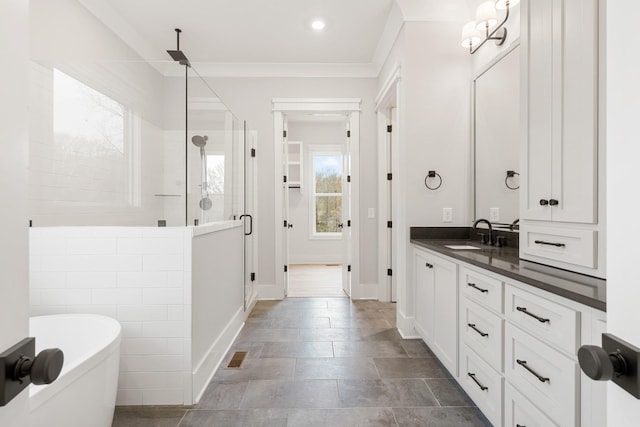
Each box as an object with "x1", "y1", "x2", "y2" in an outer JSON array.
[
  {"x1": 490, "y1": 207, "x2": 500, "y2": 222},
  {"x1": 442, "y1": 208, "x2": 453, "y2": 223},
  {"x1": 368, "y1": 208, "x2": 375, "y2": 219}
]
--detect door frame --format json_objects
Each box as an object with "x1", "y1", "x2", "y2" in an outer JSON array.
[
  {"x1": 376, "y1": 65, "x2": 402, "y2": 302},
  {"x1": 273, "y1": 98, "x2": 361, "y2": 299}
]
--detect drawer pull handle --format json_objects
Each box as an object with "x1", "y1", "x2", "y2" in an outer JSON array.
[
  {"x1": 467, "y1": 283, "x2": 488, "y2": 293},
  {"x1": 516, "y1": 306, "x2": 550, "y2": 323},
  {"x1": 467, "y1": 373, "x2": 489, "y2": 391},
  {"x1": 516, "y1": 359, "x2": 550, "y2": 383},
  {"x1": 516, "y1": 425, "x2": 527, "y2": 427},
  {"x1": 425, "y1": 263, "x2": 434, "y2": 269},
  {"x1": 468, "y1": 323, "x2": 489, "y2": 337},
  {"x1": 534, "y1": 240, "x2": 566, "y2": 248}
]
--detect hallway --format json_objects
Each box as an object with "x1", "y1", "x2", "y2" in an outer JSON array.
[{"x1": 113, "y1": 298, "x2": 490, "y2": 426}]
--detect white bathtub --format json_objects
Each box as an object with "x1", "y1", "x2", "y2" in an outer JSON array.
[{"x1": 29, "y1": 314, "x2": 121, "y2": 427}]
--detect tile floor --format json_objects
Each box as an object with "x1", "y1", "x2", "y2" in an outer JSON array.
[{"x1": 112, "y1": 298, "x2": 491, "y2": 427}]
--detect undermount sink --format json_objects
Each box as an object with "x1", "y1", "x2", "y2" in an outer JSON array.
[{"x1": 444, "y1": 245, "x2": 481, "y2": 250}]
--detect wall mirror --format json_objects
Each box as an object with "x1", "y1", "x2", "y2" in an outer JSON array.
[{"x1": 474, "y1": 45, "x2": 520, "y2": 228}]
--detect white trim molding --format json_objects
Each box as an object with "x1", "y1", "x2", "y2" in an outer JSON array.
[{"x1": 273, "y1": 98, "x2": 362, "y2": 300}]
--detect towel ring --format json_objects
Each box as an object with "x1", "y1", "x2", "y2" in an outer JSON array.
[
  {"x1": 505, "y1": 170, "x2": 520, "y2": 190},
  {"x1": 425, "y1": 171, "x2": 442, "y2": 190}
]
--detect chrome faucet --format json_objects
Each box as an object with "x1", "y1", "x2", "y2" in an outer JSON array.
[{"x1": 472, "y1": 218, "x2": 493, "y2": 245}]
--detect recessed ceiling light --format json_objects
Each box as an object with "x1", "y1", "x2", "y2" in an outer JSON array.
[{"x1": 311, "y1": 20, "x2": 325, "y2": 31}]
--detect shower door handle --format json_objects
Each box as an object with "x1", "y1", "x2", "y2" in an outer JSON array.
[{"x1": 239, "y1": 214, "x2": 253, "y2": 236}]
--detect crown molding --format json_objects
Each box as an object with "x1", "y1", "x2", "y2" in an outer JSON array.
[{"x1": 181, "y1": 62, "x2": 378, "y2": 78}]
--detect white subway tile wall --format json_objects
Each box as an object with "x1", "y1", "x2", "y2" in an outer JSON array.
[{"x1": 29, "y1": 227, "x2": 192, "y2": 406}]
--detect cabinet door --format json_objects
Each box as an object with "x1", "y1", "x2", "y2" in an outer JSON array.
[
  {"x1": 414, "y1": 250, "x2": 435, "y2": 344},
  {"x1": 521, "y1": 0, "x2": 554, "y2": 221},
  {"x1": 550, "y1": 0, "x2": 598, "y2": 224},
  {"x1": 521, "y1": 0, "x2": 598, "y2": 223},
  {"x1": 433, "y1": 254, "x2": 458, "y2": 375}
]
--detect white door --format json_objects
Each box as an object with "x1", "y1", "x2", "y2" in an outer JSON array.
[
  {"x1": 342, "y1": 118, "x2": 352, "y2": 297},
  {"x1": 605, "y1": 1, "x2": 640, "y2": 423},
  {"x1": 390, "y1": 107, "x2": 398, "y2": 302},
  {"x1": 0, "y1": 1, "x2": 30, "y2": 424},
  {"x1": 242, "y1": 128, "x2": 258, "y2": 311},
  {"x1": 282, "y1": 116, "x2": 290, "y2": 297}
]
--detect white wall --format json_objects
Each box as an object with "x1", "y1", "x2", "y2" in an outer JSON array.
[
  {"x1": 606, "y1": 0, "x2": 640, "y2": 422},
  {"x1": 0, "y1": 0, "x2": 30, "y2": 424},
  {"x1": 30, "y1": 227, "x2": 192, "y2": 406},
  {"x1": 287, "y1": 122, "x2": 344, "y2": 264},
  {"x1": 197, "y1": 77, "x2": 379, "y2": 291},
  {"x1": 376, "y1": 20, "x2": 472, "y2": 331},
  {"x1": 191, "y1": 225, "x2": 245, "y2": 400}
]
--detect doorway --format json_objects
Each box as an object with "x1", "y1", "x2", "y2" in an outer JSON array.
[
  {"x1": 376, "y1": 66, "x2": 401, "y2": 303},
  {"x1": 285, "y1": 118, "x2": 349, "y2": 298},
  {"x1": 273, "y1": 98, "x2": 361, "y2": 300}
]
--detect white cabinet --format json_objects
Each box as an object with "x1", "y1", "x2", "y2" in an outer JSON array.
[
  {"x1": 520, "y1": 0, "x2": 599, "y2": 224},
  {"x1": 286, "y1": 140, "x2": 302, "y2": 189},
  {"x1": 413, "y1": 247, "x2": 458, "y2": 375}
]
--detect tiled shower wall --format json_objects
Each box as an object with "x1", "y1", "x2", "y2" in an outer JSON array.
[{"x1": 29, "y1": 226, "x2": 193, "y2": 405}]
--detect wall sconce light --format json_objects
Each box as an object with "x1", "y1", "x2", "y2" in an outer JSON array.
[{"x1": 461, "y1": 0, "x2": 519, "y2": 54}]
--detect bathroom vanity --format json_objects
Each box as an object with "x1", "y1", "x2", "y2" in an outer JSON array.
[{"x1": 410, "y1": 228, "x2": 606, "y2": 427}]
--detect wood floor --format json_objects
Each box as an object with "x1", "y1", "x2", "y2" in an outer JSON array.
[{"x1": 287, "y1": 264, "x2": 346, "y2": 298}]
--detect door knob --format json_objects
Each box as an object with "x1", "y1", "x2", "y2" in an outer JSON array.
[
  {"x1": 1, "y1": 338, "x2": 64, "y2": 406},
  {"x1": 578, "y1": 345, "x2": 626, "y2": 381},
  {"x1": 578, "y1": 333, "x2": 640, "y2": 398},
  {"x1": 287, "y1": 223, "x2": 293, "y2": 228},
  {"x1": 14, "y1": 348, "x2": 64, "y2": 385},
  {"x1": 338, "y1": 223, "x2": 344, "y2": 228},
  {"x1": 539, "y1": 199, "x2": 549, "y2": 206},
  {"x1": 549, "y1": 199, "x2": 559, "y2": 206}
]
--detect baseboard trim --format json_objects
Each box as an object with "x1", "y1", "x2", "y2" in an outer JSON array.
[
  {"x1": 192, "y1": 305, "x2": 245, "y2": 404},
  {"x1": 397, "y1": 310, "x2": 419, "y2": 339}
]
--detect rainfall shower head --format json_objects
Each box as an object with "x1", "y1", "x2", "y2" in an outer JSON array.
[
  {"x1": 167, "y1": 28, "x2": 191, "y2": 67},
  {"x1": 191, "y1": 135, "x2": 208, "y2": 148}
]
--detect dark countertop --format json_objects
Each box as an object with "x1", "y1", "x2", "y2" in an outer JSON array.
[{"x1": 410, "y1": 237, "x2": 606, "y2": 312}]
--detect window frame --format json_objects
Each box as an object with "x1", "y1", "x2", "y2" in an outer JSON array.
[{"x1": 308, "y1": 145, "x2": 344, "y2": 240}]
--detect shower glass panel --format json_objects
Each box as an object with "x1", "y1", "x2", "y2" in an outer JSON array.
[
  {"x1": 27, "y1": 58, "x2": 248, "y2": 228},
  {"x1": 186, "y1": 74, "x2": 244, "y2": 226}
]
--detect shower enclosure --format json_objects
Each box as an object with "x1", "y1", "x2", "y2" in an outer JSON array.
[{"x1": 27, "y1": 52, "x2": 258, "y2": 406}]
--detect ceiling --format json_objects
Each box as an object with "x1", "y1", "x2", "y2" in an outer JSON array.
[{"x1": 78, "y1": 0, "x2": 478, "y2": 75}]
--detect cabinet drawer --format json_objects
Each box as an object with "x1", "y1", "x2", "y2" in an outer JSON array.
[
  {"x1": 462, "y1": 298, "x2": 503, "y2": 372},
  {"x1": 505, "y1": 284, "x2": 580, "y2": 355},
  {"x1": 505, "y1": 323, "x2": 578, "y2": 427},
  {"x1": 505, "y1": 382, "x2": 558, "y2": 427},
  {"x1": 520, "y1": 225, "x2": 596, "y2": 268},
  {"x1": 460, "y1": 345, "x2": 503, "y2": 427},
  {"x1": 461, "y1": 267, "x2": 503, "y2": 313}
]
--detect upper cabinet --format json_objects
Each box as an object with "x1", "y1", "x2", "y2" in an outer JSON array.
[{"x1": 520, "y1": 0, "x2": 599, "y2": 224}]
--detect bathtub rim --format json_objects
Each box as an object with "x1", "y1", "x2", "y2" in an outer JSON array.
[{"x1": 28, "y1": 314, "x2": 121, "y2": 412}]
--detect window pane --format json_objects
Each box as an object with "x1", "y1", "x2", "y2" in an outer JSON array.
[
  {"x1": 53, "y1": 69, "x2": 128, "y2": 206},
  {"x1": 316, "y1": 195, "x2": 342, "y2": 233},
  {"x1": 314, "y1": 155, "x2": 342, "y2": 193}
]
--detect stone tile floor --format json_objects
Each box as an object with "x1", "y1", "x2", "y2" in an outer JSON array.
[{"x1": 112, "y1": 298, "x2": 491, "y2": 427}]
